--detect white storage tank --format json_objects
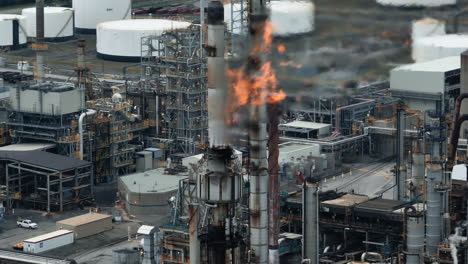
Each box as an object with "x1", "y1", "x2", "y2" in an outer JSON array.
[
  {"x1": 73, "y1": 0, "x2": 132, "y2": 34},
  {"x1": 0, "y1": 15, "x2": 27, "y2": 50},
  {"x1": 224, "y1": 0, "x2": 315, "y2": 37},
  {"x1": 412, "y1": 18, "x2": 445, "y2": 41},
  {"x1": 96, "y1": 19, "x2": 191, "y2": 62},
  {"x1": 412, "y1": 34, "x2": 468, "y2": 62},
  {"x1": 22, "y1": 7, "x2": 74, "y2": 41},
  {"x1": 376, "y1": 0, "x2": 456, "y2": 7}
]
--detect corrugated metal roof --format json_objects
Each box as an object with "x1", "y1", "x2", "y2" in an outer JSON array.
[
  {"x1": 0, "y1": 151, "x2": 90, "y2": 171},
  {"x1": 356, "y1": 198, "x2": 406, "y2": 212},
  {"x1": 24, "y1": 229, "x2": 72, "y2": 243},
  {"x1": 0, "y1": 143, "x2": 55, "y2": 151},
  {"x1": 56, "y1": 213, "x2": 112, "y2": 227}
]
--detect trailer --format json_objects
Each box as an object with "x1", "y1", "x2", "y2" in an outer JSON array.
[{"x1": 23, "y1": 229, "x2": 74, "y2": 254}]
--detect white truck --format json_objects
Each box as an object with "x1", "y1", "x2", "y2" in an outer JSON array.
[{"x1": 17, "y1": 219, "x2": 38, "y2": 229}]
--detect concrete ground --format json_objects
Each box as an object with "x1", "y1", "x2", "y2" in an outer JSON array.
[
  {"x1": 321, "y1": 161, "x2": 394, "y2": 199},
  {"x1": 0, "y1": 204, "x2": 169, "y2": 263}
]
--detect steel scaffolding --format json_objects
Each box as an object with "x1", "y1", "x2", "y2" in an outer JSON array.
[{"x1": 141, "y1": 25, "x2": 207, "y2": 154}]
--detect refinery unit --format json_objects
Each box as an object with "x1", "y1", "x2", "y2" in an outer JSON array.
[{"x1": 1, "y1": 0, "x2": 468, "y2": 264}]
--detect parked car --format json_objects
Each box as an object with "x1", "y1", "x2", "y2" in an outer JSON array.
[{"x1": 17, "y1": 219, "x2": 38, "y2": 229}]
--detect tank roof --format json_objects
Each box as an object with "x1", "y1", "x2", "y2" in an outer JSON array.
[{"x1": 97, "y1": 19, "x2": 191, "y2": 31}]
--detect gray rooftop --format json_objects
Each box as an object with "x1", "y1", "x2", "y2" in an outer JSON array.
[
  {"x1": 280, "y1": 121, "x2": 331, "y2": 130},
  {"x1": 0, "y1": 150, "x2": 90, "y2": 171},
  {"x1": 392, "y1": 56, "x2": 459, "y2": 73},
  {"x1": 279, "y1": 143, "x2": 318, "y2": 153},
  {"x1": 120, "y1": 168, "x2": 187, "y2": 194}
]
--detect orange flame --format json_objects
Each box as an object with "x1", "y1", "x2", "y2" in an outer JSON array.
[
  {"x1": 228, "y1": 22, "x2": 286, "y2": 114},
  {"x1": 252, "y1": 22, "x2": 274, "y2": 54},
  {"x1": 277, "y1": 44, "x2": 286, "y2": 54}
]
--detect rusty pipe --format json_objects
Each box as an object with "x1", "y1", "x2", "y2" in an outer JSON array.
[
  {"x1": 267, "y1": 102, "x2": 280, "y2": 264},
  {"x1": 447, "y1": 93, "x2": 468, "y2": 167},
  {"x1": 448, "y1": 114, "x2": 468, "y2": 168}
]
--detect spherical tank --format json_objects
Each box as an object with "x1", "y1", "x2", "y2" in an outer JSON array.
[
  {"x1": 73, "y1": 0, "x2": 132, "y2": 34},
  {"x1": 224, "y1": 0, "x2": 315, "y2": 37},
  {"x1": 0, "y1": 15, "x2": 27, "y2": 49},
  {"x1": 412, "y1": 18, "x2": 445, "y2": 41},
  {"x1": 21, "y1": 7, "x2": 74, "y2": 41},
  {"x1": 412, "y1": 34, "x2": 468, "y2": 62},
  {"x1": 376, "y1": 0, "x2": 456, "y2": 7},
  {"x1": 96, "y1": 19, "x2": 191, "y2": 62}
]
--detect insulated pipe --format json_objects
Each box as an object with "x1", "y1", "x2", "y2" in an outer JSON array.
[
  {"x1": 79, "y1": 109, "x2": 96, "y2": 160},
  {"x1": 448, "y1": 94, "x2": 468, "y2": 167},
  {"x1": 302, "y1": 177, "x2": 319, "y2": 264}
]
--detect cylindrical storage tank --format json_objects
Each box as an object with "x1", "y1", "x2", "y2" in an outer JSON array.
[
  {"x1": 376, "y1": 0, "x2": 456, "y2": 7},
  {"x1": 112, "y1": 249, "x2": 140, "y2": 264},
  {"x1": 412, "y1": 34, "x2": 468, "y2": 62},
  {"x1": 0, "y1": 15, "x2": 27, "y2": 50},
  {"x1": 412, "y1": 18, "x2": 445, "y2": 41},
  {"x1": 224, "y1": 0, "x2": 315, "y2": 37},
  {"x1": 406, "y1": 214, "x2": 424, "y2": 264},
  {"x1": 268, "y1": 0, "x2": 315, "y2": 37},
  {"x1": 73, "y1": 0, "x2": 132, "y2": 34},
  {"x1": 21, "y1": 7, "x2": 74, "y2": 42},
  {"x1": 97, "y1": 19, "x2": 191, "y2": 62}
]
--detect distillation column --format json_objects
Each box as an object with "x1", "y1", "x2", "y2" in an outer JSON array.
[
  {"x1": 426, "y1": 163, "x2": 442, "y2": 256},
  {"x1": 302, "y1": 177, "x2": 319, "y2": 264},
  {"x1": 395, "y1": 108, "x2": 407, "y2": 200},
  {"x1": 406, "y1": 206, "x2": 424, "y2": 264},
  {"x1": 411, "y1": 141, "x2": 425, "y2": 198}
]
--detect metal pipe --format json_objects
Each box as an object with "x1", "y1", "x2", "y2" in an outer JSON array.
[
  {"x1": 189, "y1": 174, "x2": 200, "y2": 264},
  {"x1": 79, "y1": 109, "x2": 96, "y2": 160},
  {"x1": 267, "y1": 102, "x2": 280, "y2": 264},
  {"x1": 448, "y1": 94, "x2": 468, "y2": 167},
  {"x1": 395, "y1": 108, "x2": 406, "y2": 200},
  {"x1": 334, "y1": 98, "x2": 375, "y2": 134},
  {"x1": 302, "y1": 177, "x2": 319, "y2": 264}
]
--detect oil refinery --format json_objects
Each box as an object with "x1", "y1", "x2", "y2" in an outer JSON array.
[{"x1": 1, "y1": 0, "x2": 468, "y2": 263}]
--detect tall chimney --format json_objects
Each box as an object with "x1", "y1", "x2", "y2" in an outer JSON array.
[
  {"x1": 268, "y1": 102, "x2": 280, "y2": 264},
  {"x1": 302, "y1": 177, "x2": 319, "y2": 264},
  {"x1": 248, "y1": 0, "x2": 269, "y2": 262},
  {"x1": 34, "y1": 0, "x2": 46, "y2": 83},
  {"x1": 460, "y1": 51, "x2": 468, "y2": 137},
  {"x1": 207, "y1": 0, "x2": 227, "y2": 147}
]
